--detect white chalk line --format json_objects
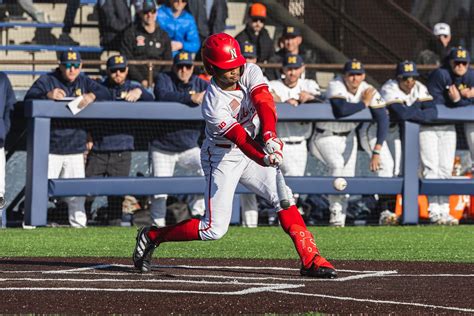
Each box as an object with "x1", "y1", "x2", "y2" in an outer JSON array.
[
  {"x1": 0, "y1": 283, "x2": 304, "y2": 295},
  {"x1": 271, "y1": 289, "x2": 474, "y2": 313},
  {"x1": 0, "y1": 277, "x2": 305, "y2": 288}
]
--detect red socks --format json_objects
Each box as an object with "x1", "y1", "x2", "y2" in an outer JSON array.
[
  {"x1": 278, "y1": 205, "x2": 327, "y2": 269},
  {"x1": 278, "y1": 205, "x2": 307, "y2": 233},
  {"x1": 147, "y1": 218, "x2": 201, "y2": 244}
]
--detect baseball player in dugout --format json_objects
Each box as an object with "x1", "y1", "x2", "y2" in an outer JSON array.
[
  {"x1": 24, "y1": 49, "x2": 111, "y2": 228},
  {"x1": 0, "y1": 72, "x2": 16, "y2": 211},
  {"x1": 267, "y1": 26, "x2": 317, "y2": 81},
  {"x1": 269, "y1": 53, "x2": 320, "y2": 215},
  {"x1": 85, "y1": 55, "x2": 153, "y2": 226},
  {"x1": 120, "y1": 0, "x2": 172, "y2": 88},
  {"x1": 133, "y1": 33, "x2": 336, "y2": 279},
  {"x1": 379, "y1": 61, "x2": 437, "y2": 224},
  {"x1": 309, "y1": 59, "x2": 388, "y2": 227},
  {"x1": 426, "y1": 46, "x2": 474, "y2": 224},
  {"x1": 151, "y1": 51, "x2": 209, "y2": 227}
]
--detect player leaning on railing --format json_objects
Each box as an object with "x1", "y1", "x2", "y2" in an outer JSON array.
[{"x1": 133, "y1": 33, "x2": 337, "y2": 279}]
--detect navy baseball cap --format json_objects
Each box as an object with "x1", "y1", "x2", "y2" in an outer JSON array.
[
  {"x1": 173, "y1": 51, "x2": 194, "y2": 66},
  {"x1": 142, "y1": 0, "x2": 157, "y2": 13},
  {"x1": 449, "y1": 46, "x2": 470, "y2": 63},
  {"x1": 344, "y1": 59, "x2": 365, "y2": 74},
  {"x1": 241, "y1": 42, "x2": 257, "y2": 59},
  {"x1": 283, "y1": 54, "x2": 304, "y2": 68},
  {"x1": 396, "y1": 61, "x2": 419, "y2": 77},
  {"x1": 107, "y1": 54, "x2": 128, "y2": 70},
  {"x1": 60, "y1": 49, "x2": 81, "y2": 64},
  {"x1": 282, "y1": 26, "x2": 301, "y2": 38}
]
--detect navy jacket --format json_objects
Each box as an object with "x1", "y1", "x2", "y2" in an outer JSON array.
[
  {"x1": 0, "y1": 72, "x2": 16, "y2": 148},
  {"x1": 152, "y1": 72, "x2": 208, "y2": 152},
  {"x1": 90, "y1": 78, "x2": 154, "y2": 152},
  {"x1": 427, "y1": 65, "x2": 474, "y2": 107},
  {"x1": 24, "y1": 69, "x2": 111, "y2": 155}
]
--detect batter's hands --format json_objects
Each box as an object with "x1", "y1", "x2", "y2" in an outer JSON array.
[
  {"x1": 361, "y1": 87, "x2": 376, "y2": 107},
  {"x1": 263, "y1": 151, "x2": 283, "y2": 167},
  {"x1": 125, "y1": 88, "x2": 142, "y2": 102},
  {"x1": 263, "y1": 131, "x2": 284, "y2": 154},
  {"x1": 46, "y1": 88, "x2": 66, "y2": 100},
  {"x1": 448, "y1": 85, "x2": 461, "y2": 103}
]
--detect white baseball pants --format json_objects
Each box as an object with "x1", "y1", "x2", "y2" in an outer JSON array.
[
  {"x1": 0, "y1": 147, "x2": 5, "y2": 197},
  {"x1": 419, "y1": 125, "x2": 456, "y2": 220},
  {"x1": 359, "y1": 122, "x2": 395, "y2": 177},
  {"x1": 199, "y1": 140, "x2": 295, "y2": 240},
  {"x1": 48, "y1": 153, "x2": 87, "y2": 228},
  {"x1": 309, "y1": 130, "x2": 357, "y2": 226},
  {"x1": 150, "y1": 146, "x2": 204, "y2": 227}
]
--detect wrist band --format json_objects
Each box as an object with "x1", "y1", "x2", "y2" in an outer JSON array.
[{"x1": 372, "y1": 150, "x2": 381, "y2": 155}]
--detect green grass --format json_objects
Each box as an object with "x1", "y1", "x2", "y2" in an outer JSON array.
[{"x1": 0, "y1": 226, "x2": 473, "y2": 262}]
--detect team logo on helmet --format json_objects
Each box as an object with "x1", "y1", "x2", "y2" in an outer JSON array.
[{"x1": 229, "y1": 48, "x2": 237, "y2": 59}]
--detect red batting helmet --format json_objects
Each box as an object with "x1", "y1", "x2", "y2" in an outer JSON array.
[{"x1": 201, "y1": 33, "x2": 246, "y2": 75}]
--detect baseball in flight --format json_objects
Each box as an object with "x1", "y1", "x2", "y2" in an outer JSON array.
[{"x1": 333, "y1": 177, "x2": 348, "y2": 191}]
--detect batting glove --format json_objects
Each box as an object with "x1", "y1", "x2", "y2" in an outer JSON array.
[
  {"x1": 263, "y1": 131, "x2": 284, "y2": 154},
  {"x1": 263, "y1": 151, "x2": 283, "y2": 167}
]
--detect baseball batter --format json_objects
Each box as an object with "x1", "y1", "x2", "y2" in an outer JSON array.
[
  {"x1": 133, "y1": 33, "x2": 336, "y2": 279},
  {"x1": 427, "y1": 47, "x2": 474, "y2": 224},
  {"x1": 309, "y1": 59, "x2": 388, "y2": 226}
]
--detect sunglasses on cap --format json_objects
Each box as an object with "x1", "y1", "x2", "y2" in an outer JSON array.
[
  {"x1": 110, "y1": 67, "x2": 127, "y2": 74},
  {"x1": 64, "y1": 63, "x2": 80, "y2": 69}
]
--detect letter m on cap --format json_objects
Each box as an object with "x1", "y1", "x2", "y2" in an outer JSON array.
[
  {"x1": 229, "y1": 48, "x2": 237, "y2": 59},
  {"x1": 288, "y1": 56, "x2": 297, "y2": 64},
  {"x1": 115, "y1": 56, "x2": 124, "y2": 64},
  {"x1": 404, "y1": 63, "x2": 414, "y2": 72},
  {"x1": 457, "y1": 50, "x2": 467, "y2": 58},
  {"x1": 179, "y1": 52, "x2": 189, "y2": 60},
  {"x1": 68, "y1": 52, "x2": 77, "y2": 60},
  {"x1": 352, "y1": 62, "x2": 361, "y2": 69}
]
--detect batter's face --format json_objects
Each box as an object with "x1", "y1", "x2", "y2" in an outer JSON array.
[
  {"x1": 398, "y1": 76, "x2": 416, "y2": 94},
  {"x1": 283, "y1": 66, "x2": 304, "y2": 87},
  {"x1": 109, "y1": 67, "x2": 128, "y2": 85},
  {"x1": 214, "y1": 66, "x2": 241, "y2": 90},
  {"x1": 450, "y1": 60, "x2": 469, "y2": 77},
  {"x1": 282, "y1": 36, "x2": 302, "y2": 54},
  {"x1": 343, "y1": 72, "x2": 365, "y2": 92},
  {"x1": 59, "y1": 63, "x2": 82, "y2": 82},
  {"x1": 174, "y1": 64, "x2": 194, "y2": 84}
]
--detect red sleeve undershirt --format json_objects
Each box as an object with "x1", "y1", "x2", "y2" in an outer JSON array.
[
  {"x1": 223, "y1": 124, "x2": 266, "y2": 166},
  {"x1": 250, "y1": 85, "x2": 277, "y2": 135}
]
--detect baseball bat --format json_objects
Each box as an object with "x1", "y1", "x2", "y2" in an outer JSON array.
[{"x1": 276, "y1": 167, "x2": 291, "y2": 209}]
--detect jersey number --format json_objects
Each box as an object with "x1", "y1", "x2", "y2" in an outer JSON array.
[{"x1": 218, "y1": 122, "x2": 227, "y2": 129}]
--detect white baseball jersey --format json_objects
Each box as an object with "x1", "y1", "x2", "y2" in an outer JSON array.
[
  {"x1": 269, "y1": 78, "x2": 320, "y2": 142},
  {"x1": 381, "y1": 79, "x2": 433, "y2": 106},
  {"x1": 202, "y1": 63, "x2": 267, "y2": 146},
  {"x1": 317, "y1": 76, "x2": 385, "y2": 133}
]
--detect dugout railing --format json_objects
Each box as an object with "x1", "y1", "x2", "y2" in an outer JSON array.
[{"x1": 23, "y1": 100, "x2": 474, "y2": 226}]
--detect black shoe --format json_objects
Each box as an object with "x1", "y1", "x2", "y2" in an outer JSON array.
[
  {"x1": 132, "y1": 226, "x2": 157, "y2": 273},
  {"x1": 0, "y1": 196, "x2": 5, "y2": 209},
  {"x1": 300, "y1": 262, "x2": 337, "y2": 279}
]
